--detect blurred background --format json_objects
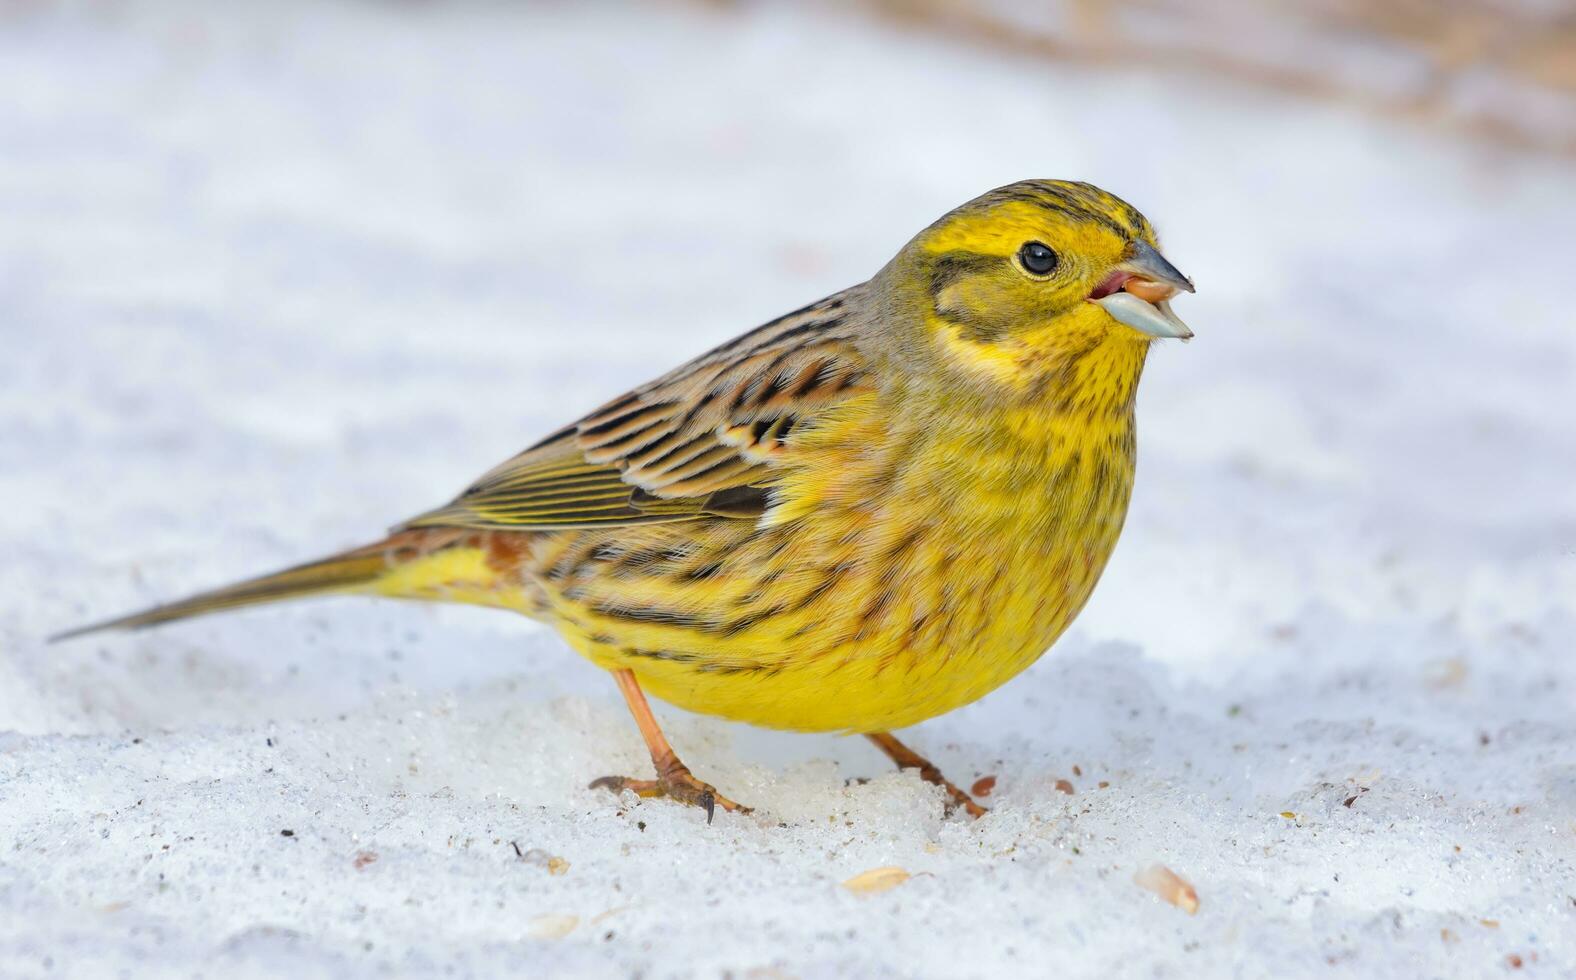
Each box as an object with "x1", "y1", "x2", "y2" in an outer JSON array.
[
  {"x1": 3, "y1": 2, "x2": 1575, "y2": 976},
  {"x1": 855, "y1": 0, "x2": 1576, "y2": 154}
]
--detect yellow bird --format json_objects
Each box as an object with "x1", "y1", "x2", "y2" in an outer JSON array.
[{"x1": 58, "y1": 179, "x2": 1194, "y2": 821}]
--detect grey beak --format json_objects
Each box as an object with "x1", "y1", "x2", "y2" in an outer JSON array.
[
  {"x1": 1092, "y1": 293, "x2": 1194, "y2": 340},
  {"x1": 1089, "y1": 241, "x2": 1196, "y2": 340},
  {"x1": 1122, "y1": 241, "x2": 1194, "y2": 294}
]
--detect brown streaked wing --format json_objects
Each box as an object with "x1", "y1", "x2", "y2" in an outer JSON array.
[{"x1": 399, "y1": 290, "x2": 871, "y2": 531}]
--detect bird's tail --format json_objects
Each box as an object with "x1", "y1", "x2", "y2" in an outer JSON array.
[{"x1": 51, "y1": 529, "x2": 511, "y2": 642}]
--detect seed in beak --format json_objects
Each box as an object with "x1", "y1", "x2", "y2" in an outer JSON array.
[{"x1": 1122, "y1": 278, "x2": 1180, "y2": 304}]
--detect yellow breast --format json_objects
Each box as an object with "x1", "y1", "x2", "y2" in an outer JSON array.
[{"x1": 528, "y1": 333, "x2": 1148, "y2": 733}]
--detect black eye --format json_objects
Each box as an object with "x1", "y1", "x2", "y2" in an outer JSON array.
[{"x1": 1017, "y1": 241, "x2": 1059, "y2": 276}]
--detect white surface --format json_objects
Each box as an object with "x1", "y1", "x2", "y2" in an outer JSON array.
[{"x1": 3, "y1": 2, "x2": 1575, "y2": 977}]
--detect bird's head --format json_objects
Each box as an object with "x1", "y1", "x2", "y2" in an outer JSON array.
[{"x1": 880, "y1": 179, "x2": 1193, "y2": 392}]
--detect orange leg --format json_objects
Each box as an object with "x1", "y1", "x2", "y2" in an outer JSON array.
[
  {"x1": 866, "y1": 732, "x2": 987, "y2": 818},
  {"x1": 590, "y1": 668, "x2": 750, "y2": 822}
]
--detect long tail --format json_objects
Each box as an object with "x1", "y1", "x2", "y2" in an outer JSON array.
[{"x1": 51, "y1": 529, "x2": 501, "y2": 642}]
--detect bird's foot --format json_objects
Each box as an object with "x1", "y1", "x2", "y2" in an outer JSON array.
[
  {"x1": 930, "y1": 772, "x2": 988, "y2": 819},
  {"x1": 590, "y1": 763, "x2": 751, "y2": 823},
  {"x1": 865, "y1": 731, "x2": 987, "y2": 819}
]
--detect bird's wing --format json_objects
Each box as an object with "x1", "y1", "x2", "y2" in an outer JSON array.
[{"x1": 401, "y1": 291, "x2": 871, "y2": 531}]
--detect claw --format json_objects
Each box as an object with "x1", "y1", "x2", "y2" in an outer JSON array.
[
  {"x1": 590, "y1": 766, "x2": 750, "y2": 820},
  {"x1": 598, "y1": 670, "x2": 752, "y2": 821},
  {"x1": 865, "y1": 732, "x2": 988, "y2": 819},
  {"x1": 943, "y1": 792, "x2": 988, "y2": 820}
]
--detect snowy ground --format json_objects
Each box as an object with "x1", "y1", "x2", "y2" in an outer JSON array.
[{"x1": 3, "y1": 2, "x2": 1575, "y2": 977}]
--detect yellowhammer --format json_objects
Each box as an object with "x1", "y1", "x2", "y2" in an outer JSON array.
[{"x1": 58, "y1": 179, "x2": 1194, "y2": 820}]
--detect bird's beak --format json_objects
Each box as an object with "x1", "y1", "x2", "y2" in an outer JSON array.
[{"x1": 1088, "y1": 241, "x2": 1196, "y2": 340}]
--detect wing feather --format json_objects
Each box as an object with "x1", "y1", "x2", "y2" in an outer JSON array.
[{"x1": 400, "y1": 290, "x2": 871, "y2": 531}]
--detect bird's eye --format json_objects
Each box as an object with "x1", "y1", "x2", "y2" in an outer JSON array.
[{"x1": 1017, "y1": 241, "x2": 1059, "y2": 276}]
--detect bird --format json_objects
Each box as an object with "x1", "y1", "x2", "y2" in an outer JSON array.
[{"x1": 56, "y1": 179, "x2": 1194, "y2": 822}]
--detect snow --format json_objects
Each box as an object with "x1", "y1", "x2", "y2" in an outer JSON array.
[{"x1": 4, "y1": 1, "x2": 1576, "y2": 977}]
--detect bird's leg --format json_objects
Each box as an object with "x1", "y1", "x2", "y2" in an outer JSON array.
[
  {"x1": 865, "y1": 732, "x2": 987, "y2": 818},
  {"x1": 590, "y1": 668, "x2": 751, "y2": 822}
]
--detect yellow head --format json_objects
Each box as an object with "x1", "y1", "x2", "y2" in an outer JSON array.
[{"x1": 877, "y1": 180, "x2": 1193, "y2": 394}]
